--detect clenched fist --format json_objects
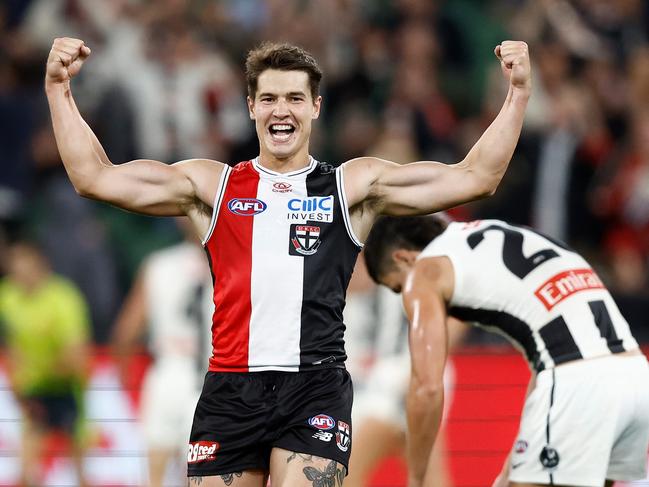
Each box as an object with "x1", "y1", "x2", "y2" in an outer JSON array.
[
  {"x1": 495, "y1": 40, "x2": 531, "y2": 93},
  {"x1": 46, "y1": 37, "x2": 91, "y2": 85}
]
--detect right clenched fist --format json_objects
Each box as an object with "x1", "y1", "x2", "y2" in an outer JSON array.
[{"x1": 46, "y1": 37, "x2": 91, "y2": 85}]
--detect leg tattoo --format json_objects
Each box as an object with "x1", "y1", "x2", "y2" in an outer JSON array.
[
  {"x1": 303, "y1": 460, "x2": 345, "y2": 487},
  {"x1": 220, "y1": 472, "x2": 243, "y2": 486},
  {"x1": 337, "y1": 465, "x2": 346, "y2": 486},
  {"x1": 189, "y1": 477, "x2": 203, "y2": 486},
  {"x1": 286, "y1": 451, "x2": 314, "y2": 463}
]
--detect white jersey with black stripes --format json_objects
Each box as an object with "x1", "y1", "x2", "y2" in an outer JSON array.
[{"x1": 419, "y1": 219, "x2": 639, "y2": 371}]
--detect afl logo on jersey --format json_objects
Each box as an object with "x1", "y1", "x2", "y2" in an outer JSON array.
[
  {"x1": 228, "y1": 198, "x2": 267, "y2": 216},
  {"x1": 308, "y1": 414, "x2": 335, "y2": 430}
]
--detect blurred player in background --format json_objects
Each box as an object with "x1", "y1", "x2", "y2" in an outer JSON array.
[
  {"x1": 345, "y1": 256, "x2": 469, "y2": 487},
  {"x1": 112, "y1": 218, "x2": 213, "y2": 487},
  {"x1": 364, "y1": 215, "x2": 649, "y2": 487},
  {"x1": 0, "y1": 241, "x2": 91, "y2": 487},
  {"x1": 45, "y1": 34, "x2": 531, "y2": 486}
]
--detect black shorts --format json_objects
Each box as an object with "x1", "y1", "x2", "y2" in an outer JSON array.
[
  {"x1": 20, "y1": 392, "x2": 80, "y2": 433},
  {"x1": 187, "y1": 368, "x2": 353, "y2": 477}
]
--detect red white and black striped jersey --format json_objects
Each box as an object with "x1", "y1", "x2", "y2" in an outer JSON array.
[
  {"x1": 203, "y1": 157, "x2": 362, "y2": 372},
  {"x1": 419, "y1": 220, "x2": 639, "y2": 372}
]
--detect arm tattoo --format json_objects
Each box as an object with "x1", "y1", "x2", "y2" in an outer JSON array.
[
  {"x1": 220, "y1": 472, "x2": 243, "y2": 486},
  {"x1": 189, "y1": 477, "x2": 203, "y2": 486},
  {"x1": 303, "y1": 461, "x2": 346, "y2": 487},
  {"x1": 286, "y1": 452, "x2": 314, "y2": 463}
]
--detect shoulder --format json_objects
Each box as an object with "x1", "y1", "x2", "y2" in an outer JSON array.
[
  {"x1": 339, "y1": 157, "x2": 399, "y2": 206},
  {"x1": 171, "y1": 159, "x2": 231, "y2": 209},
  {"x1": 405, "y1": 256, "x2": 455, "y2": 302},
  {"x1": 173, "y1": 158, "x2": 228, "y2": 179}
]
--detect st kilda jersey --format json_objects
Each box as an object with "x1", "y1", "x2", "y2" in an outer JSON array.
[
  {"x1": 420, "y1": 220, "x2": 639, "y2": 372},
  {"x1": 202, "y1": 157, "x2": 362, "y2": 372}
]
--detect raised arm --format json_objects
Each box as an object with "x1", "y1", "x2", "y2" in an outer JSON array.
[
  {"x1": 45, "y1": 37, "x2": 223, "y2": 217},
  {"x1": 402, "y1": 257, "x2": 454, "y2": 487},
  {"x1": 344, "y1": 41, "x2": 531, "y2": 237}
]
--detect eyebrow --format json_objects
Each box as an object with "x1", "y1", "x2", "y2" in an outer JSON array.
[{"x1": 258, "y1": 91, "x2": 307, "y2": 98}]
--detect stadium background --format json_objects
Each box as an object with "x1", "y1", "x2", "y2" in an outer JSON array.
[{"x1": 0, "y1": 0, "x2": 648, "y2": 485}]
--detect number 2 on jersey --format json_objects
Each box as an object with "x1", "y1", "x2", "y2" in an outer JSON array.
[{"x1": 467, "y1": 224, "x2": 571, "y2": 279}]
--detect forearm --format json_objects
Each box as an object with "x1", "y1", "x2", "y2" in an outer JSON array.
[
  {"x1": 406, "y1": 382, "x2": 444, "y2": 484},
  {"x1": 46, "y1": 81, "x2": 110, "y2": 194},
  {"x1": 461, "y1": 86, "x2": 530, "y2": 193}
]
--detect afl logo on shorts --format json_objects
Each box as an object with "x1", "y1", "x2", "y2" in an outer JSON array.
[
  {"x1": 308, "y1": 414, "x2": 335, "y2": 430},
  {"x1": 228, "y1": 198, "x2": 267, "y2": 216}
]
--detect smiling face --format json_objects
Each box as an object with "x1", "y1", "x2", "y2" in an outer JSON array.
[{"x1": 247, "y1": 69, "x2": 321, "y2": 164}]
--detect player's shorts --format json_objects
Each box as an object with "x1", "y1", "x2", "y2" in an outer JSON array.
[
  {"x1": 187, "y1": 368, "x2": 353, "y2": 477},
  {"x1": 509, "y1": 353, "x2": 649, "y2": 486},
  {"x1": 20, "y1": 391, "x2": 80, "y2": 433},
  {"x1": 140, "y1": 359, "x2": 201, "y2": 450}
]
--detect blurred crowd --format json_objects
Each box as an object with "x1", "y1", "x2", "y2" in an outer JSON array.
[{"x1": 1, "y1": 0, "x2": 649, "y2": 343}]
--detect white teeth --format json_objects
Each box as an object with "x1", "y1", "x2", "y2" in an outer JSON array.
[{"x1": 271, "y1": 124, "x2": 293, "y2": 130}]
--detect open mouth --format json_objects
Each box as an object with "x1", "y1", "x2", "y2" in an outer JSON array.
[{"x1": 268, "y1": 123, "x2": 296, "y2": 142}]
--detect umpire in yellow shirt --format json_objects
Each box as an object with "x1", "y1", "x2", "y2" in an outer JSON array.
[{"x1": 0, "y1": 240, "x2": 91, "y2": 487}]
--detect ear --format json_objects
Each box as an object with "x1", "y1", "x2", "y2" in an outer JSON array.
[
  {"x1": 247, "y1": 96, "x2": 255, "y2": 120},
  {"x1": 392, "y1": 248, "x2": 417, "y2": 267},
  {"x1": 312, "y1": 95, "x2": 322, "y2": 120}
]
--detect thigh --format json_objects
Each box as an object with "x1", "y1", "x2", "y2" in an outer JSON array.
[
  {"x1": 508, "y1": 367, "x2": 612, "y2": 487},
  {"x1": 23, "y1": 393, "x2": 79, "y2": 434},
  {"x1": 346, "y1": 418, "x2": 404, "y2": 487},
  {"x1": 188, "y1": 372, "x2": 273, "y2": 477},
  {"x1": 607, "y1": 356, "x2": 649, "y2": 482},
  {"x1": 142, "y1": 364, "x2": 199, "y2": 449},
  {"x1": 272, "y1": 369, "x2": 354, "y2": 473},
  {"x1": 269, "y1": 447, "x2": 346, "y2": 487},
  {"x1": 188, "y1": 470, "x2": 267, "y2": 487}
]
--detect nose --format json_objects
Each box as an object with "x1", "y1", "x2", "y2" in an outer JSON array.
[{"x1": 273, "y1": 98, "x2": 289, "y2": 118}]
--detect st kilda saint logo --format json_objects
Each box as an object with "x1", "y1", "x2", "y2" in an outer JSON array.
[
  {"x1": 336, "y1": 420, "x2": 350, "y2": 452},
  {"x1": 289, "y1": 224, "x2": 322, "y2": 256}
]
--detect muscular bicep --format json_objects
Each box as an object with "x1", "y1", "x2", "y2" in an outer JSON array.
[
  {"x1": 375, "y1": 159, "x2": 492, "y2": 216},
  {"x1": 85, "y1": 158, "x2": 223, "y2": 216}
]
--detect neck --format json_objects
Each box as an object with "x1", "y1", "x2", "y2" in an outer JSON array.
[{"x1": 257, "y1": 146, "x2": 311, "y2": 173}]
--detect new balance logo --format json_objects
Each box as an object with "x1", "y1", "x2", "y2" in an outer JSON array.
[{"x1": 312, "y1": 431, "x2": 333, "y2": 442}]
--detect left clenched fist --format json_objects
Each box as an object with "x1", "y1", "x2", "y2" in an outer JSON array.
[{"x1": 495, "y1": 40, "x2": 531, "y2": 93}]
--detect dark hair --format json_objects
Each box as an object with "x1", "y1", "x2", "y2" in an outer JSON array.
[
  {"x1": 245, "y1": 42, "x2": 323, "y2": 101},
  {"x1": 363, "y1": 215, "x2": 448, "y2": 283}
]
